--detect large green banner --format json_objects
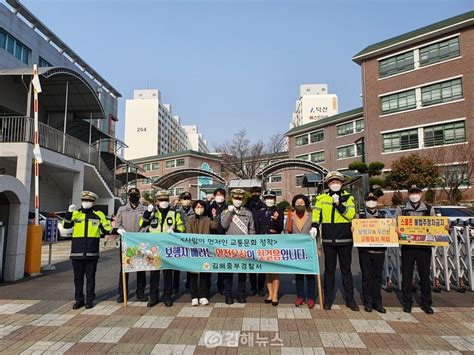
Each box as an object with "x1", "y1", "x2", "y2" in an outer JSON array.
[{"x1": 121, "y1": 232, "x2": 319, "y2": 275}]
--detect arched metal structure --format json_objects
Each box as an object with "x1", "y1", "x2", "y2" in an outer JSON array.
[
  {"x1": 256, "y1": 159, "x2": 329, "y2": 180},
  {"x1": 152, "y1": 168, "x2": 227, "y2": 190}
]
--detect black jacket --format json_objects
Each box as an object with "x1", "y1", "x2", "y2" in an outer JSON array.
[
  {"x1": 207, "y1": 201, "x2": 227, "y2": 234},
  {"x1": 255, "y1": 206, "x2": 284, "y2": 235}
]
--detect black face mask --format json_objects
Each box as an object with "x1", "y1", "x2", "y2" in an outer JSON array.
[
  {"x1": 295, "y1": 205, "x2": 306, "y2": 212},
  {"x1": 129, "y1": 194, "x2": 140, "y2": 204}
]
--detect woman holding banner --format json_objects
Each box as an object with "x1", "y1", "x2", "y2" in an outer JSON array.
[
  {"x1": 285, "y1": 194, "x2": 320, "y2": 309},
  {"x1": 186, "y1": 200, "x2": 217, "y2": 306}
]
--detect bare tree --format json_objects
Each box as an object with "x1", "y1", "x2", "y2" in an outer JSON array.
[
  {"x1": 422, "y1": 143, "x2": 473, "y2": 204},
  {"x1": 215, "y1": 130, "x2": 286, "y2": 179}
]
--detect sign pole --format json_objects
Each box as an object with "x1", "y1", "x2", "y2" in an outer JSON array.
[
  {"x1": 317, "y1": 273, "x2": 323, "y2": 309},
  {"x1": 121, "y1": 241, "x2": 128, "y2": 307}
]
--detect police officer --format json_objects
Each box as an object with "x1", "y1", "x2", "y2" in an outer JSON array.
[
  {"x1": 115, "y1": 188, "x2": 148, "y2": 303},
  {"x1": 255, "y1": 191, "x2": 284, "y2": 305},
  {"x1": 396, "y1": 185, "x2": 436, "y2": 315},
  {"x1": 174, "y1": 191, "x2": 194, "y2": 294},
  {"x1": 220, "y1": 189, "x2": 256, "y2": 304},
  {"x1": 245, "y1": 186, "x2": 266, "y2": 296},
  {"x1": 207, "y1": 188, "x2": 228, "y2": 295},
  {"x1": 357, "y1": 192, "x2": 387, "y2": 313},
  {"x1": 312, "y1": 171, "x2": 358, "y2": 311},
  {"x1": 140, "y1": 190, "x2": 185, "y2": 307},
  {"x1": 64, "y1": 191, "x2": 115, "y2": 309}
]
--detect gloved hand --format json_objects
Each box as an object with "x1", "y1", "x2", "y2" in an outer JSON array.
[
  {"x1": 332, "y1": 194, "x2": 339, "y2": 205},
  {"x1": 117, "y1": 228, "x2": 126, "y2": 236},
  {"x1": 227, "y1": 205, "x2": 236, "y2": 213},
  {"x1": 68, "y1": 204, "x2": 77, "y2": 212},
  {"x1": 147, "y1": 204, "x2": 155, "y2": 212},
  {"x1": 310, "y1": 227, "x2": 318, "y2": 240},
  {"x1": 167, "y1": 227, "x2": 174, "y2": 233}
]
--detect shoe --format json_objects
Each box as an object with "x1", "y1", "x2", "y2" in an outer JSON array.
[
  {"x1": 72, "y1": 301, "x2": 84, "y2": 310},
  {"x1": 403, "y1": 305, "x2": 412, "y2": 313},
  {"x1": 191, "y1": 298, "x2": 199, "y2": 306},
  {"x1": 137, "y1": 295, "x2": 149, "y2": 302},
  {"x1": 199, "y1": 298, "x2": 209, "y2": 306},
  {"x1": 236, "y1": 296, "x2": 247, "y2": 304},
  {"x1": 147, "y1": 299, "x2": 159, "y2": 308},
  {"x1": 364, "y1": 306, "x2": 373, "y2": 313},
  {"x1": 323, "y1": 304, "x2": 332, "y2": 310},
  {"x1": 85, "y1": 302, "x2": 94, "y2": 309},
  {"x1": 347, "y1": 303, "x2": 360, "y2": 312},
  {"x1": 225, "y1": 297, "x2": 234, "y2": 305},
  {"x1": 307, "y1": 299, "x2": 315, "y2": 309},
  {"x1": 421, "y1": 305, "x2": 434, "y2": 314},
  {"x1": 249, "y1": 289, "x2": 257, "y2": 296},
  {"x1": 164, "y1": 300, "x2": 173, "y2": 307},
  {"x1": 116, "y1": 296, "x2": 124, "y2": 304},
  {"x1": 295, "y1": 298, "x2": 304, "y2": 307},
  {"x1": 264, "y1": 299, "x2": 272, "y2": 304},
  {"x1": 433, "y1": 287, "x2": 441, "y2": 293},
  {"x1": 272, "y1": 301, "x2": 279, "y2": 307},
  {"x1": 374, "y1": 306, "x2": 386, "y2": 314},
  {"x1": 258, "y1": 289, "x2": 266, "y2": 297}
]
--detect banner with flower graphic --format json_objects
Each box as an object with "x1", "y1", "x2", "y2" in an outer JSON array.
[{"x1": 121, "y1": 232, "x2": 319, "y2": 274}]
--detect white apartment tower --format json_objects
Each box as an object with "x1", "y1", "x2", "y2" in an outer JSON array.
[
  {"x1": 124, "y1": 89, "x2": 189, "y2": 160},
  {"x1": 183, "y1": 125, "x2": 209, "y2": 153},
  {"x1": 290, "y1": 84, "x2": 338, "y2": 128}
]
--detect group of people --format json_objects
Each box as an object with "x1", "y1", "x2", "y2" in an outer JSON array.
[{"x1": 65, "y1": 170, "x2": 436, "y2": 315}]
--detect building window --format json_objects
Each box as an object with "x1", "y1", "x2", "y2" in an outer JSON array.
[
  {"x1": 337, "y1": 145, "x2": 356, "y2": 160},
  {"x1": 382, "y1": 129, "x2": 419, "y2": 152},
  {"x1": 143, "y1": 163, "x2": 151, "y2": 172},
  {"x1": 310, "y1": 151, "x2": 324, "y2": 163},
  {"x1": 424, "y1": 121, "x2": 466, "y2": 147},
  {"x1": 174, "y1": 187, "x2": 185, "y2": 196},
  {"x1": 176, "y1": 158, "x2": 185, "y2": 167},
  {"x1": 295, "y1": 154, "x2": 309, "y2": 161},
  {"x1": 420, "y1": 37, "x2": 460, "y2": 66},
  {"x1": 310, "y1": 130, "x2": 324, "y2": 143},
  {"x1": 165, "y1": 160, "x2": 175, "y2": 168},
  {"x1": 152, "y1": 162, "x2": 159, "y2": 170},
  {"x1": 337, "y1": 122, "x2": 354, "y2": 137},
  {"x1": 295, "y1": 134, "x2": 309, "y2": 147},
  {"x1": 269, "y1": 174, "x2": 282, "y2": 183},
  {"x1": 355, "y1": 119, "x2": 364, "y2": 132},
  {"x1": 421, "y1": 78, "x2": 463, "y2": 107},
  {"x1": 39, "y1": 56, "x2": 52, "y2": 67},
  {"x1": 0, "y1": 28, "x2": 30, "y2": 64},
  {"x1": 295, "y1": 175, "x2": 304, "y2": 187},
  {"x1": 381, "y1": 90, "x2": 416, "y2": 114},
  {"x1": 379, "y1": 51, "x2": 414, "y2": 78},
  {"x1": 270, "y1": 189, "x2": 282, "y2": 197}
]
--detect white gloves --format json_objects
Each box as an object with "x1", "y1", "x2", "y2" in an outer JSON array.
[
  {"x1": 332, "y1": 194, "x2": 339, "y2": 204},
  {"x1": 117, "y1": 228, "x2": 126, "y2": 236},
  {"x1": 227, "y1": 205, "x2": 236, "y2": 213},
  {"x1": 68, "y1": 204, "x2": 77, "y2": 212},
  {"x1": 147, "y1": 204, "x2": 154, "y2": 212},
  {"x1": 310, "y1": 227, "x2": 318, "y2": 240}
]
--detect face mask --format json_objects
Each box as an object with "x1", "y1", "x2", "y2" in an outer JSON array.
[
  {"x1": 181, "y1": 199, "x2": 191, "y2": 207},
  {"x1": 129, "y1": 194, "x2": 140, "y2": 203},
  {"x1": 233, "y1": 199, "x2": 243, "y2": 208},
  {"x1": 366, "y1": 200, "x2": 378, "y2": 209},
  {"x1": 252, "y1": 195, "x2": 261, "y2": 201},
  {"x1": 82, "y1": 201, "x2": 94, "y2": 210},
  {"x1": 329, "y1": 183, "x2": 342, "y2": 192},
  {"x1": 295, "y1": 205, "x2": 306, "y2": 212},
  {"x1": 265, "y1": 199, "x2": 275, "y2": 207},
  {"x1": 215, "y1": 196, "x2": 225, "y2": 204},
  {"x1": 409, "y1": 194, "x2": 421, "y2": 203},
  {"x1": 195, "y1": 207, "x2": 205, "y2": 216},
  {"x1": 159, "y1": 201, "x2": 170, "y2": 209}
]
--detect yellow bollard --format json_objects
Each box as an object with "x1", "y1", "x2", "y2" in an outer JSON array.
[{"x1": 24, "y1": 224, "x2": 43, "y2": 275}]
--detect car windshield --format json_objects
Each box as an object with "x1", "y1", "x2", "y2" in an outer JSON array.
[{"x1": 437, "y1": 208, "x2": 474, "y2": 217}]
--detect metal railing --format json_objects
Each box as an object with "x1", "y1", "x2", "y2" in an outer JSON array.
[{"x1": 0, "y1": 116, "x2": 115, "y2": 190}]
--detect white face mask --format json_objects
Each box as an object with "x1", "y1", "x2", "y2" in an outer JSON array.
[
  {"x1": 409, "y1": 194, "x2": 421, "y2": 203},
  {"x1": 159, "y1": 201, "x2": 170, "y2": 209},
  {"x1": 233, "y1": 199, "x2": 243, "y2": 208},
  {"x1": 82, "y1": 201, "x2": 94, "y2": 209},
  {"x1": 215, "y1": 196, "x2": 225, "y2": 204},
  {"x1": 366, "y1": 200, "x2": 378, "y2": 209},
  {"x1": 329, "y1": 183, "x2": 342, "y2": 192},
  {"x1": 265, "y1": 199, "x2": 275, "y2": 207}
]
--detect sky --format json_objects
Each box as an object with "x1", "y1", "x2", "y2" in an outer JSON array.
[{"x1": 22, "y1": 0, "x2": 473, "y2": 149}]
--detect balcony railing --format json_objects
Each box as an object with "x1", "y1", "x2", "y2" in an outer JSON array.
[{"x1": 0, "y1": 116, "x2": 116, "y2": 190}]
